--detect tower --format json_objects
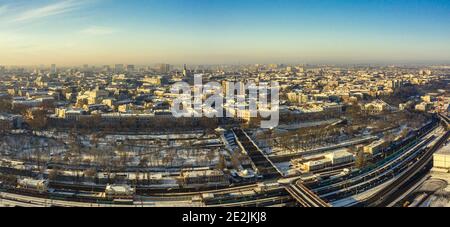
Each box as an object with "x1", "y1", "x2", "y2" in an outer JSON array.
[
  {"x1": 183, "y1": 64, "x2": 188, "y2": 77},
  {"x1": 50, "y1": 64, "x2": 57, "y2": 74},
  {"x1": 182, "y1": 64, "x2": 195, "y2": 85}
]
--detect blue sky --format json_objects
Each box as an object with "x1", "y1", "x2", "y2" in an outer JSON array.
[{"x1": 1, "y1": 0, "x2": 450, "y2": 65}]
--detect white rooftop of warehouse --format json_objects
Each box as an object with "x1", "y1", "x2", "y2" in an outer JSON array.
[
  {"x1": 436, "y1": 142, "x2": 450, "y2": 155},
  {"x1": 325, "y1": 148, "x2": 353, "y2": 158}
]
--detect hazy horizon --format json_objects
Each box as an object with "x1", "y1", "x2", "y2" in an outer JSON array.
[{"x1": 1, "y1": 0, "x2": 450, "y2": 66}]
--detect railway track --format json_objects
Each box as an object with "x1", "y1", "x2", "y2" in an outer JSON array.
[
  {"x1": 313, "y1": 127, "x2": 441, "y2": 198},
  {"x1": 364, "y1": 129, "x2": 450, "y2": 207},
  {"x1": 286, "y1": 181, "x2": 330, "y2": 207},
  {"x1": 208, "y1": 196, "x2": 293, "y2": 207},
  {"x1": 233, "y1": 129, "x2": 283, "y2": 179}
]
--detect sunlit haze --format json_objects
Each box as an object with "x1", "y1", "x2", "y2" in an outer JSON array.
[{"x1": 1, "y1": 0, "x2": 450, "y2": 66}]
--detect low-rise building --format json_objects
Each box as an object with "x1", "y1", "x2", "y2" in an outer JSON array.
[
  {"x1": 433, "y1": 143, "x2": 450, "y2": 173},
  {"x1": 12, "y1": 99, "x2": 42, "y2": 108},
  {"x1": 364, "y1": 100, "x2": 388, "y2": 113},
  {"x1": 54, "y1": 108, "x2": 85, "y2": 120},
  {"x1": 324, "y1": 149, "x2": 355, "y2": 165},
  {"x1": 0, "y1": 113, "x2": 23, "y2": 129},
  {"x1": 364, "y1": 139, "x2": 388, "y2": 156},
  {"x1": 303, "y1": 159, "x2": 332, "y2": 172},
  {"x1": 179, "y1": 169, "x2": 228, "y2": 186},
  {"x1": 105, "y1": 184, "x2": 136, "y2": 197},
  {"x1": 17, "y1": 178, "x2": 48, "y2": 192},
  {"x1": 415, "y1": 102, "x2": 433, "y2": 112}
]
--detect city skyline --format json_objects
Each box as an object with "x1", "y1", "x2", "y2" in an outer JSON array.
[
  {"x1": 1, "y1": 0, "x2": 450, "y2": 66},
  {"x1": 1, "y1": 0, "x2": 450, "y2": 211}
]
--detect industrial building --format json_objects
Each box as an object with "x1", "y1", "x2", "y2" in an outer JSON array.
[
  {"x1": 364, "y1": 139, "x2": 388, "y2": 156},
  {"x1": 178, "y1": 169, "x2": 229, "y2": 186},
  {"x1": 292, "y1": 149, "x2": 355, "y2": 173},
  {"x1": 105, "y1": 184, "x2": 136, "y2": 197},
  {"x1": 433, "y1": 143, "x2": 450, "y2": 173},
  {"x1": 324, "y1": 149, "x2": 355, "y2": 165}
]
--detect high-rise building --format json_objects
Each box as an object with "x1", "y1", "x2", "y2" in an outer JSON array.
[
  {"x1": 82, "y1": 64, "x2": 90, "y2": 73},
  {"x1": 115, "y1": 64, "x2": 124, "y2": 73},
  {"x1": 183, "y1": 64, "x2": 189, "y2": 77},
  {"x1": 182, "y1": 64, "x2": 195, "y2": 84},
  {"x1": 50, "y1": 64, "x2": 57, "y2": 74},
  {"x1": 102, "y1": 65, "x2": 111, "y2": 72},
  {"x1": 127, "y1": 64, "x2": 135, "y2": 72},
  {"x1": 159, "y1": 64, "x2": 171, "y2": 73}
]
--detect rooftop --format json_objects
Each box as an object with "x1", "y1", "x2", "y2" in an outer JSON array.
[{"x1": 436, "y1": 142, "x2": 450, "y2": 155}]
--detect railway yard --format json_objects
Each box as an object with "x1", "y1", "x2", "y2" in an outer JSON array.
[{"x1": 0, "y1": 112, "x2": 449, "y2": 207}]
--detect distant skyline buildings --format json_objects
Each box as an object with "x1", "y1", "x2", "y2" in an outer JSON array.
[
  {"x1": 0, "y1": 0, "x2": 450, "y2": 65},
  {"x1": 159, "y1": 64, "x2": 172, "y2": 74},
  {"x1": 50, "y1": 64, "x2": 56, "y2": 74},
  {"x1": 3, "y1": 62, "x2": 450, "y2": 72},
  {"x1": 114, "y1": 64, "x2": 124, "y2": 73}
]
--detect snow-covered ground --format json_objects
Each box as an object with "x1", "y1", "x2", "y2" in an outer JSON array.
[{"x1": 0, "y1": 130, "x2": 226, "y2": 170}]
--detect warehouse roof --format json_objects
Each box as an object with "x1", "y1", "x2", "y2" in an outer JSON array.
[{"x1": 436, "y1": 143, "x2": 450, "y2": 155}]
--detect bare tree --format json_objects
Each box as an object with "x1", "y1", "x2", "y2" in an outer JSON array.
[{"x1": 355, "y1": 151, "x2": 366, "y2": 169}]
